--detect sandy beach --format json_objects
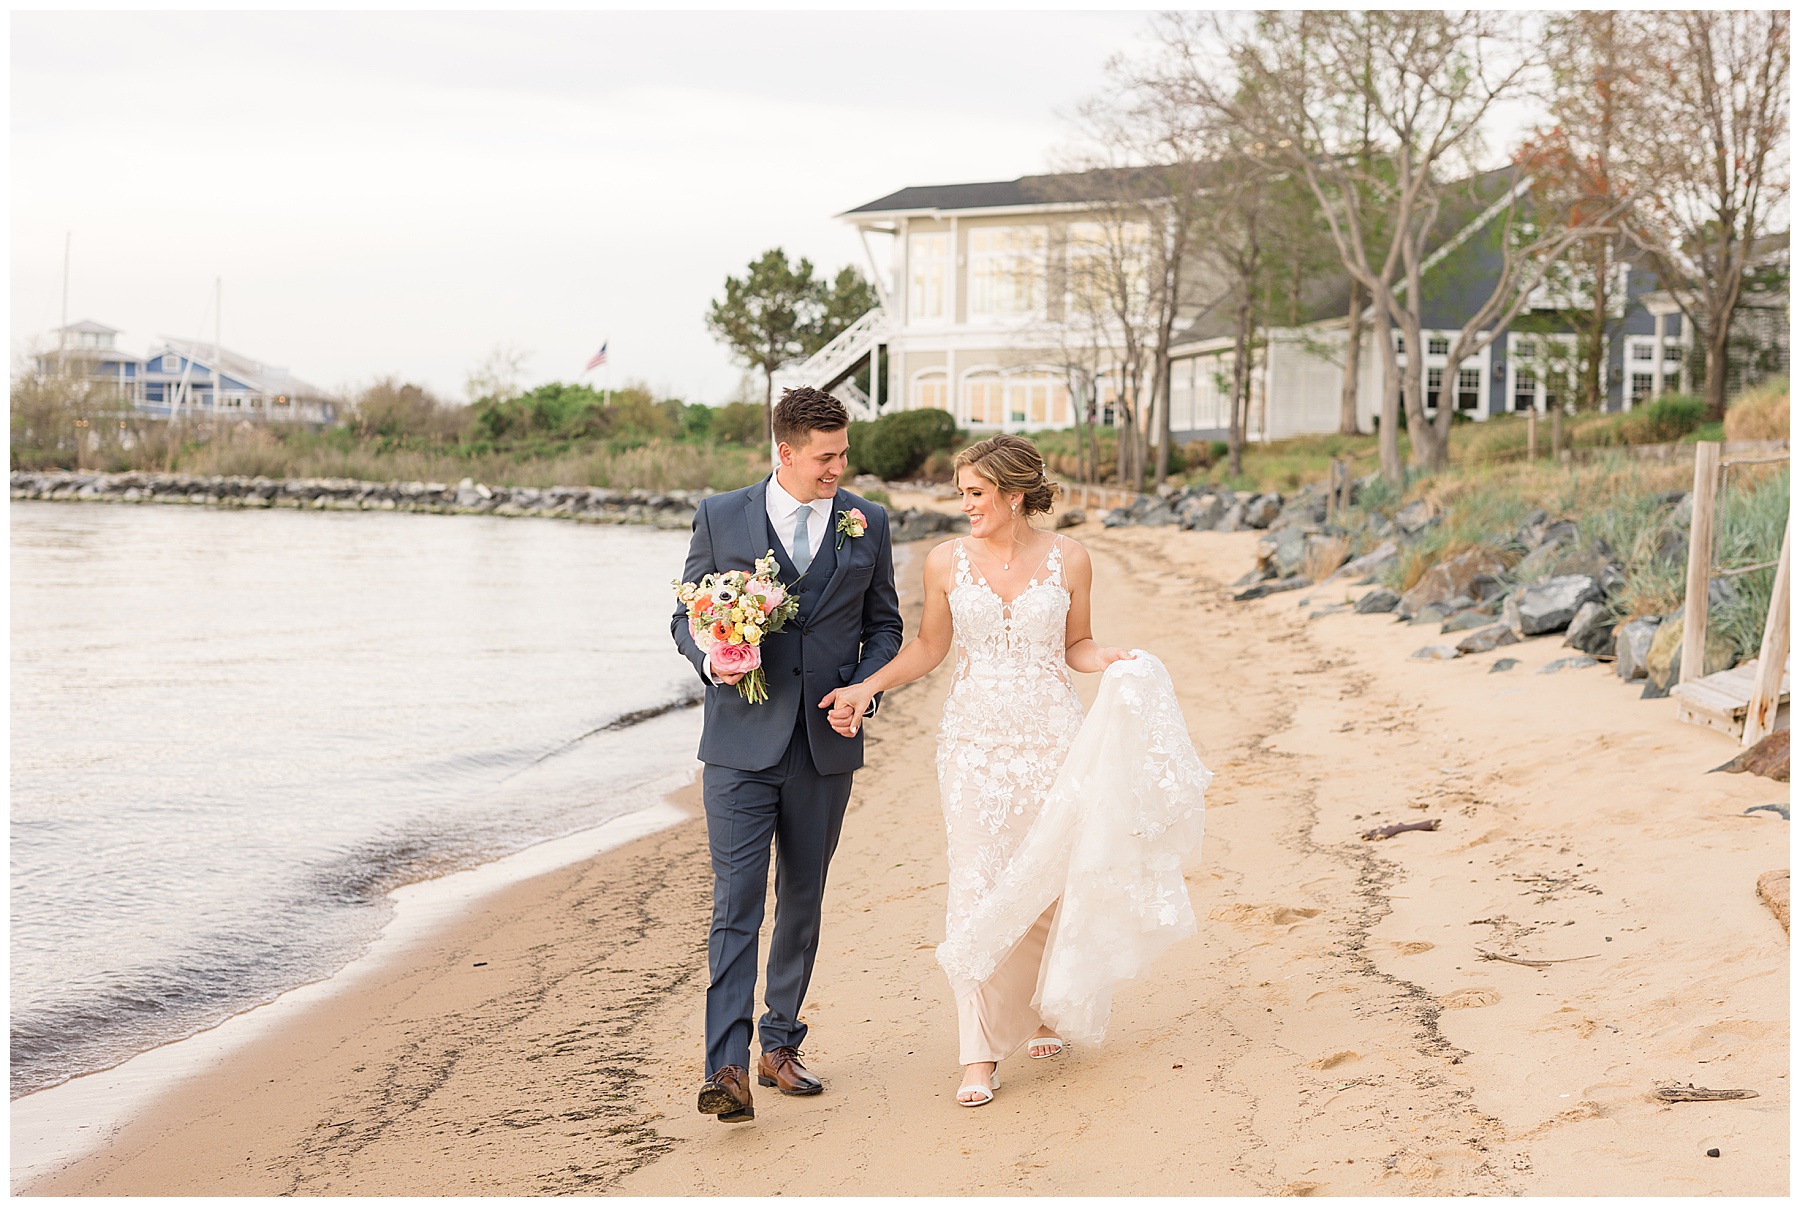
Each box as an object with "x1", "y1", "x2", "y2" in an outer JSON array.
[{"x1": 21, "y1": 521, "x2": 1788, "y2": 1197}]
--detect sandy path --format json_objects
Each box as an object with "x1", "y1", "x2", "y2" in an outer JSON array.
[{"x1": 26, "y1": 525, "x2": 1787, "y2": 1196}]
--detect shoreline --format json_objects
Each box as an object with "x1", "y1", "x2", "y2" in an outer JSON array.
[
  {"x1": 11, "y1": 775, "x2": 697, "y2": 1192},
  {"x1": 22, "y1": 526, "x2": 1787, "y2": 1196}
]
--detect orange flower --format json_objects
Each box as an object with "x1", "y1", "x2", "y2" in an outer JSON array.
[{"x1": 710, "y1": 619, "x2": 733, "y2": 644}]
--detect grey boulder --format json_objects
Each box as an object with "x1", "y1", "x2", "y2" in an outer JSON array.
[
  {"x1": 1563, "y1": 601, "x2": 1617, "y2": 656},
  {"x1": 1354, "y1": 587, "x2": 1401, "y2": 614},
  {"x1": 1243, "y1": 493, "x2": 1283, "y2": 529},
  {"x1": 1613, "y1": 618, "x2": 1660, "y2": 680},
  {"x1": 1456, "y1": 624, "x2": 1520, "y2": 655},
  {"x1": 1503, "y1": 574, "x2": 1603, "y2": 637},
  {"x1": 1539, "y1": 656, "x2": 1599, "y2": 674},
  {"x1": 1411, "y1": 644, "x2": 1461, "y2": 661}
]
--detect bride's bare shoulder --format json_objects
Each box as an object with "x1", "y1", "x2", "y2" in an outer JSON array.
[
  {"x1": 1053, "y1": 533, "x2": 1094, "y2": 570},
  {"x1": 922, "y1": 538, "x2": 959, "y2": 579}
]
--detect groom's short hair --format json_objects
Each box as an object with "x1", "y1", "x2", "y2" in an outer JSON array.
[{"x1": 773, "y1": 386, "x2": 849, "y2": 448}]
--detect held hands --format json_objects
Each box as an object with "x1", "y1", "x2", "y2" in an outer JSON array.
[{"x1": 819, "y1": 683, "x2": 877, "y2": 737}]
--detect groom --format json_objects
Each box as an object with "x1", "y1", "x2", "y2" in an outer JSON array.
[{"x1": 670, "y1": 386, "x2": 903, "y2": 1122}]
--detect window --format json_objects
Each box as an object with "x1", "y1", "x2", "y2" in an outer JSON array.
[
  {"x1": 161, "y1": 354, "x2": 178, "y2": 372},
  {"x1": 1664, "y1": 343, "x2": 1683, "y2": 363},
  {"x1": 963, "y1": 375, "x2": 1004, "y2": 425},
  {"x1": 1003, "y1": 374, "x2": 1071, "y2": 428},
  {"x1": 1428, "y1": 335, "x2": 1450, "y2": 356},
  {"x1": 968, "y1": 226, "x2": 1047, "y2": 318},
  {"x1": 1631, "y1": 342, "x2": 1655, "y2": 362},
  {"x1": 912, "y1": 373, "x2": 947, "y2": 412},
  {"x1": 1512, "y1": 336, "x2": 1535, "y2": 360},
  {"x1": 908, "y1": 233, "x2": 949, "y2": 322},
  {"x1": 1514, "y1": 368, "x2": 1538, "y2": 411},
  {"x1": 1426, "y1": 367, "x2": 1443, "y2": 409},
  {"x1": 1065, "y1": 221, "x2": 1149, "y2": 317},
  {"x1": 1457, "y1": 367, "x2": 1481, "y2": 411},
  {"x1": 1631, "y1": 373, "x2": 1655, "y2": 402},
  {"x1": 1394, "y1": 331, "x2": 1406, "y2": 355}
]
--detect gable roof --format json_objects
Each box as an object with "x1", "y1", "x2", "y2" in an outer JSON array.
[
  {"x1": 841, "y1": 167, "x2": 1179, "y2": 218},
  {"x1": 57, "y1": 319, "x2": 120, "y2": 336},
  {"x1": 150, "y1": 337, "x2": 325, "y2": 398}
]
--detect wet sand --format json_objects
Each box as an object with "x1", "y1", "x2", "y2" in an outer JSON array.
[{"x1": 23, "y1": 523, "x2": 1787, "y2": 1196}]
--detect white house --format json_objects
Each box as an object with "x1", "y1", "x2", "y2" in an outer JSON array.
[{"x1": 777, "y1": 168, "x2": 1703, "y2": 444}]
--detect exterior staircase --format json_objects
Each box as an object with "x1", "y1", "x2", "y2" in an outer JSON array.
[{"x1": 771, "y1": 307, "x2": 890, "y2": 420}]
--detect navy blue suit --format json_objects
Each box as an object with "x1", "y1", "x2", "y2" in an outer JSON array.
[{"x1": 671, "y1": 475, "x2": 903, "y2": 1075}]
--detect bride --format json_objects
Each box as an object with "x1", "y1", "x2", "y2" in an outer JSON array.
[{"x1": 821, "y1": 434, "x2": 1211, "y2": 1106}]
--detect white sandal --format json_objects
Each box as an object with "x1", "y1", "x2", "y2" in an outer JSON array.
[
  {"x1": 1028, "y1": 1034, "x2": 1064, "y2": 1060},
  {"x1": 957, "y1": 1069, "x2": 1000, "y2": 1107}
]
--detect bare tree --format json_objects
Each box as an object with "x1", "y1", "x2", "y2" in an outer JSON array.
[
  {"x1": 1171, "y1": 11, "x2": 1623, "y2": 478},
  {"x1": 1627, "y1": 10, "x2": 1790, "y2": 421},
  {"x1": 464, "y1": 343, "x2": 532, "y2": 406}
]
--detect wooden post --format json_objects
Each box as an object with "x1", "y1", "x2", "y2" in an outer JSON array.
[
  {"x1": 1680, "y1": 441, "x2": 1722, "y2": 688},
  {"x1": 1527, "y1": 409, "x2": 1537, "y2": 461},
  {"x1": 1743, "y1": 518, "x2": 1791, "y2": 746}
]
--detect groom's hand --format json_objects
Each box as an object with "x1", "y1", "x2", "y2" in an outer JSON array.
[
  {"x1": 702, "y1": 651, "x2": 746, "y2": 686},
  {"x1": 818, "y1": 686, "x2": 868, "y2": 736}
]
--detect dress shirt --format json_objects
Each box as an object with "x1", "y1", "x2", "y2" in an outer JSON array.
[
  {"x1": 705, "y1": 475, "x2": 835, "y2": 687},
  {"x1": 765, "y1": 474, "x2": 833, "y2": 567}
]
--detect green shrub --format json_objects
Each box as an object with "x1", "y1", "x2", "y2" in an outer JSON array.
[
  {"x1": 853, "y1": 407, "x2": 957, "y2": 480},
  {"x1": 713, "y1": 402, "x2": 768, "y2": 446},
  {"x1": 1622, "y1": 394, "x2": 1706, "y2": 444}
]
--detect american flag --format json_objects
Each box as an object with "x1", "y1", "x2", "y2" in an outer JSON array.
[{"x1": 585, "y1": 341, "x2": 608, "y2": 372}]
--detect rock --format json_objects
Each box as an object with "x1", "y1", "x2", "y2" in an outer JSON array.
[
  {"x1": 1233, "y1": 575, "x2": 1308, "y2": 602},
  {"x1": 1327, "y1": 539, "x2": 1398, "y2": 585},
  {"x1": 1216, "y1": 500, "x2": 1249, "y2": 531},
  {"x1": 1137, "y1": 501, "x2": 1179, "y2": 527},
  {"x1": 1656, "y1": 528, "x2": 1688, "y2": 565},
  {"x1": 1399, "y1": 547, "x2": 1509, "y2": 617},
  {"x1": 1532, "y1": 518, "x2": 1579, "y2": 549},
  {"x1": 1409, "y1": 602, "x2": 1455, "y2": 626},
  {"x1": 1410, "y1": 645, "x2": 1461, "y2": 661},
  {"x1": 1456, "y1": 624, "x2": 1520, "y2": 654},
  {"x1": 1613, "y1": 618, "x2": 1660, "y2": 680},
  {"x1": 1232, "y1": 565, "x2": 1272, "y2": 588},
  {"x1": 1599, "y1": 563, "x2": 1627, "y2": 598},
  {"x1": 1354, "y1": 587, "x2": 1401, "y2": 614},
  {"x1": 1309, "y1": 603, "x2": 1353, "y2": 619},
  {"x1": 1055, "y1": 508, "x2": 1086, "y2": 530},
  {"x1": 1393, "y1": 499, "x2": 1436, "y2": 535},
  {"x1": 1178, "y1": 494, "x2": 1225, "y2": 530},
  {"x1": 1243, "y1": 493, "x2": 1282, "y2": 529},
  {"x1": 1710, "y1": 729, "x2": 1790, "y2": 782},
  {"x1": 1671, "y1": 493, "x2": 1694, "y2": 527},
  {"x1": 1511, "y1": 542, "x2": 1563, "y2": 583},
  {"x1": 1489, "y1": 658, "x2": 1521, "y2": 673},
  {"x1": 1256, "y1": 528, "x2": 1308, "y2": 579},
  {"x1": 1302, "y1": 533, "x2": 1350, "y2": 579},
  {"x1": 1757, "y1": 869, "x2": 1790, "y2": 933},
  {"x1": 1102, "y1": 507, "x2": 1134, "y2": 529},
  {"x1": 1538, "y1": 656, "x2": 1598, "y2": 673},
  {"x1": 1644, "y1": 607, "x2": 1738, "y2": 690},
  {"x1": 1563, "y1": 601, "x2": 1617, "y2": 656},
  {"x1": 1506, "y1": 574, "x2": 1603, "y2": 637},
  {"x1": 1440, "y1": 609, "x2": 1493, "y2": 634},
  {"x1": 890, "y1": 508, "x2": 965, "y2": 543}
]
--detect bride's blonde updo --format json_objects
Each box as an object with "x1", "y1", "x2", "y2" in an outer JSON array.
[{"x1": 952, "y1": 433, "x2": 1060, "y2": 516}]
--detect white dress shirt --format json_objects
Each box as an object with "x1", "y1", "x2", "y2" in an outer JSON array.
[
  {"x1": 765, "y1": 474, "x2": 832, "y2": 567},
  {"x1": 705, "y1": 474, "x2": 834, "y2": 686}
]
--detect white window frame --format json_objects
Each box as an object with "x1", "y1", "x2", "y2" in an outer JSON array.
[
  {"x1": 907, "y1": 232, "x2": 950, "y2": 325},
  {"x1": 910, "y1": 369, "x2": 948, "y2": 413},
  {"x1": 967, "y1": 225, "x2": 1047, "y2": 321}
]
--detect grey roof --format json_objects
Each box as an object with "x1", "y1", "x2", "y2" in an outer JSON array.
[
  {"x1": 842, "y1": 167, "x2": 1177, "y2": 217},
  {"x1": 57, "y1": 319, "x2": 120, "y2": 335},
  {"x1": 152, "y1": 337, "x2": 325, "y2": 397}
]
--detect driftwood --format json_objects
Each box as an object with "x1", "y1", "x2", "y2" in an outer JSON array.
[
  {"x1": 1653, "y1": 1084, "x2": 1761, "y2": 1104},
  {"x1": 1475, "y1": 948, "x2": 1599, "y2": 969},
  {"x1": 1710, "y1": 729, "x2": 1790, "y2": 782},
  {"x1": 1361, "y1": 818, "x2": 1440, "y2": 841}
]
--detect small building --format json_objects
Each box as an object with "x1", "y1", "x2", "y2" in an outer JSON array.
[{"x1": 36, "y1": 322, "x2": 336, "y2": 425}]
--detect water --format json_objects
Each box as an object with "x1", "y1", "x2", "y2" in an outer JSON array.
[{"x1": 10, "y1": 502, "x2": 703, "y2": 1098}]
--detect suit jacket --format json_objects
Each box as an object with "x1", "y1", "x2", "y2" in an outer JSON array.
[{"x1": 671, "y1": 475, "x2": 904, "y2": 775}]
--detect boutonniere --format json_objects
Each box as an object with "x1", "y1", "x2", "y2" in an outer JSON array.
[{"x1": 835, "y1": 507, "x2": 867, "y2": 550}]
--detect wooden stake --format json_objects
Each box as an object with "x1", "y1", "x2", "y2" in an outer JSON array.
[
  {"x1": 1743, "y1": 518, "x2": 1791, "y2": 747},
  {"x1": 1680, "y1": 441, "x2": 1722, "y2": 688}
]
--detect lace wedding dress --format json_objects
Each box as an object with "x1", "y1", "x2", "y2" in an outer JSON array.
[{"x1": 935, "y1": 537, "x2": 1212, "y2": 1055}]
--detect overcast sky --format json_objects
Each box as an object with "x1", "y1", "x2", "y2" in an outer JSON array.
[{"x1": 12, "y1": 10, "x2": 1156, "y2": 405}]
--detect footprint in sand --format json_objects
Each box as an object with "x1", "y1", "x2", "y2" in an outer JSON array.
[
  {"x1": 1439, "y1": 988, "x2": 1502, "y2": 1009},
  {"x1": 1209, "y1": 904, "x2": 1323, "y2": 927},
  {"x1": 1308, "y1": 1050, "x2": 1360, "y2": 1070}
]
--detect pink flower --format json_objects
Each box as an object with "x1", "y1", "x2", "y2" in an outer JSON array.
[
  {"x1": 711, "y1": 641, "x2": 762, "y2": 677},
  {"x1": 748, "y1": 578, "x2": 784, "y2": 614}
]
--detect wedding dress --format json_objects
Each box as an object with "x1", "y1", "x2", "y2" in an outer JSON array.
[{"x1": 934, "y1": 536, "x2": 1211, "y2": 1058}]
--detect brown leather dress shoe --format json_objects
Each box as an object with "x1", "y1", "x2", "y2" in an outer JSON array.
[
  {"x1": 697, "y1": 1065, "x2": 754, "y2": 1122},
  {"x1": 756, "y1": 1045, "x2": 823, "y2": 1096}
]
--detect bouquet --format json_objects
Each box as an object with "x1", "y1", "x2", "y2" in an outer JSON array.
[{"x1": 674, "y1": 550, "x2": 802, "y2": 704}]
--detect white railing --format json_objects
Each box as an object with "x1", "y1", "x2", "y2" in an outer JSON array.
[{"x1": 771, "y1": 306, "x2": 889, "y2": 420}]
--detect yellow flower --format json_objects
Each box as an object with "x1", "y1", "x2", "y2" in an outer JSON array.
[
  {"x1": 743, "y1": 622, "x2": 761, "y2": 642},
  {"x1": 731, "y1": 606, "x2": 744, "y2": 622}
]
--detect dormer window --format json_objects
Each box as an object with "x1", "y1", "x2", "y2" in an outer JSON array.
[{"x1": 161, "y1": 354, "x2": 178, "y2": 372}]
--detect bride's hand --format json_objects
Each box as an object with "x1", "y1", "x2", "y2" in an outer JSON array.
[
  {"x1": 819, "y1": 682, "x2": 876, "y2": 736},
  {"x1": 1096, "y1": 646, "x2": 1137, "y2": 668}
]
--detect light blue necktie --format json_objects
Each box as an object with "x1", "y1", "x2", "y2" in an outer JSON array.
[{"x1": 791, "y1": 504, "x2": 812, "y2": 574}]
